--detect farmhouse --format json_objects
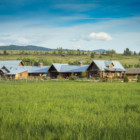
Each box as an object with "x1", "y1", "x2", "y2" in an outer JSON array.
[
  {"x1": 87, "y1": 60, "x2": 126, "y2": 79},
  {"x1": 0, "y1": 66, "x2": 28, "y2": 79},
  {"x1": 0, "y1": 60, "x2": 50, "y2": 79},
  {"x1": 48, "y1": 62, "x2": 89, "y2": 78},
  {"x1": 0, "y1": 59, "x2": 133, "y2": 80},
  {"x1": 126, "y1": 68, "x2": 140, "y2": 81}
]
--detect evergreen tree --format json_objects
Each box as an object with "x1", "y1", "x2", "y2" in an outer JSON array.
[
  {"x1": 134, "y1": 51, "x2": 137, "y2": 55},
  {"x1": 57, "y1": 47, "x2": 63, "y2": 55},
  {"x1": 90, "y1": 52, "x2": 94, "y2": 58},
  {"x1": 3, "y1": 50, "x2": 7, "y2": 55},
  {"x1": 77, "y1": 49, "x2": 81, "y2": 55},
  {"x1": 124, "y1": 75, "x2": 129, "y2": 82},
  {"x1": 137, "y1": 75, "x2": 140, "y2": 82}
]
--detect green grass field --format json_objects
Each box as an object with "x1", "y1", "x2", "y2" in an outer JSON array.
[
  {"x1": 0, "y1": 81, "x2": 140, "y2": 140},
  {"x1": 0, "y1": 51, "x2": 140, "y2": 66}
]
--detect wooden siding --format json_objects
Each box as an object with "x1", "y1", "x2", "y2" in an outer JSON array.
[
  {"x1": 87, "y1": 62, "x2": 125, "y2": 79},
  {"x1": 15, "y1": 71, "x2": 28, "y2": 79},
  {"x1": 87, "y1": 62, "x2": 100, "y2": 78},
  {"x1": 48, "y1": 65, "x2": 59, "y2": 78},
  {"x1": 126, "y1": 74, "x2": 140, "y2": 81},
  {"x1": 106, "y1": 63, "x2": 114, "y2": 68},
  {"x1": 18, "y1": 61, "x2": 24, "y2": 66}
]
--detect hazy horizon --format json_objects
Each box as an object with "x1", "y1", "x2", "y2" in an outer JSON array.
[{"x1": 0, "y1": 0, "x2": 140, "y2": 52}]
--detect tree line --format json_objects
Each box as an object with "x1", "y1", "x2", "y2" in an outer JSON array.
[{"x1": 0, "y1": 48, "x2": 140, "y2": 57}]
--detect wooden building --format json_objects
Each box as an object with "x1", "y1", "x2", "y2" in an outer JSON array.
[
  {"x1": 48, "y1": 63, "x2": 88, "y2": 78},
  {"x1": 87, "y1": 60, "x2": 126, "y2": 79},
  {"x1": 0, "y1": 66, "x2": 28, "y2": 79},
  {"x1": 0, "y1": 60, "x2": 49, "y2": 79},
  {"x1": 126, "y1": 68, "x2": 140, "y2": 81}
]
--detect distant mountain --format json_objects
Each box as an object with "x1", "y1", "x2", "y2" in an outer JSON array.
[
  {"x1": 0, "y1": 45, "x2": 107, "y2": 52},
  {"x1": 91, "y1": 49, "x2": 107, "y2": 53},
  {"x1": 0, "y1": 45, "x2": 54, "y2": 51}
]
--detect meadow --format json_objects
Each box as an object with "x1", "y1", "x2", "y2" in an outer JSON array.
[
  {"x1": 0, "y1": 50, "x2": 140, "y2": 67},
  {"x1": 0, "y1": 81, "x2": 140, "y2": 140}
]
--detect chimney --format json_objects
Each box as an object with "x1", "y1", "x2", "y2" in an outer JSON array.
[
  {"x1": 38, "y1": 62, "x2": 43, "y2": 67},
  {"x1": 78, "y1": 61, "x2": 83, "y2": 66}
]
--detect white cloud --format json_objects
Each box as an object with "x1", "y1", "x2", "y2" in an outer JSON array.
[
  {"x1": 0, "y1": 42, "x2": 5, "y2": 46},
  {"x1": 17, "y1": 37, "x2": 29, "y2": 44},
  {"x1": 0, "y1": 34, "x2": 29, "y2": 45},
  {"x1": 0, "y1": 17, "x2": 140, "y2": 52},
  {"x1": 83, "y1": 32, "x2": 112, "y2": 41}
]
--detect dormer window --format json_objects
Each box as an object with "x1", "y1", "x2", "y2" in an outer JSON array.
[{"x1": 106, "y1": 62, "x2": 114, "y2": 68}]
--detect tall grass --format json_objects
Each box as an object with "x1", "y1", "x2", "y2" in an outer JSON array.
[{"x1": 0, "y1": 81, "x2": 140, "y2": 140}]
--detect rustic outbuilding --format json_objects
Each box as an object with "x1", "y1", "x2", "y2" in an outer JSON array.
[{"x1": 126, "y1": 68, "x2": 140, "y2": 81}]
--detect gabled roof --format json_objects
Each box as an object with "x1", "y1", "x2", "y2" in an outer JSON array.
[
  {"x1": 52, "y1": 63, "x2": 68, "y2": 72},
  {"x1": 0, "y1": 60, "x2": 23, "y2": 67},
  {"x1": 22, "y1": 66, "x2": 50, "y2": 73},
  {"x1": 50, "y1": 63, "x2": 88, "y2": 73},
  {"x1": 105, "y1": 61, "x2": 113, "y2": 67},
  {"x1": 3, "y1": 66, "x2": 27, "y2": 75},
  {"x1": 4, "y1": 66, "x2": 50, "y2": 74},
  {"x1": 126, "y1": 68, "x2": 140, "y2": 74},
  {"x1": 88, "y1": 60, "x2": 125, "y2": 71}
]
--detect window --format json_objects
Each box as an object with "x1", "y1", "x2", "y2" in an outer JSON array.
[{"x1": 20, "y1": 73, "x2": 22, "y2": 76}]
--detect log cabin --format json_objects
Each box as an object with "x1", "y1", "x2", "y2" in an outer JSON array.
[
  {"x1": 48, "y1": 62, "x2": 89, "y2": 78},
  {"x1": 126, "y1": 68, "x2": 140, "y2": 81},
  {"x1": 87, "y1": 60, "x2": 126, "y2": 79}
]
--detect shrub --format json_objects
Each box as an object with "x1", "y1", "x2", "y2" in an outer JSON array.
[
  {"x1": 102, "y1": 77, "x2": 108, "y2": 82},
  {"x1": 81, "y1": 71, "x2": 87, "y2": 78},
  {"x1": 58, "y1": 75, "x2": 64, "y2": 81},
  {"x1": 137, "y1": 75, "x2": 140, "y2": 82},
  {"x1": 124, "y1": 75, "x2": 129, "y2": 82},
  {"x1": 69, "y1": 72, "x2": 77, "y2": 80}
]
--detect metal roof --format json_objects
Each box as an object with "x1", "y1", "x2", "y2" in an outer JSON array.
[
  {"x1": 52, "y1": 63, "x2": 68, "y2": 72},
  {"x1": 51, "y1": 63, "x2": 88, "y2": 73},
  {"x1": 91, "y1": 60, "x2": 125, "y2": 71},
  {"x1": 4, "y1": 66, "x2": 28, "y2": 75},
  {"x1": 0, "y1": 60, "x2": 22, "y2": 67},
  {"x1": 126, "y1": 68, "x2": 140, "y2": 74},
  {"x1": 21, "y1": 66, "x2": 50, "y2": 73},
  {"x1": 1, "y1": 65, "x2": 50, "y2": 75}
]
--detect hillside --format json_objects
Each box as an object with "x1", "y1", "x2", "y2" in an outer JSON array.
[
  {"x1": 92, "y1": 49, "x2": 107, "y2": 53},
  {"x1": 0, "y1": 45, "x2": 54, "y2": 51},
  {"x1": 0, "y1": 45, "x2": 107, "y2": 52}
]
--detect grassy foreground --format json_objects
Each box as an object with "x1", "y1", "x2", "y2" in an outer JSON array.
[{"x1": 0, "y1": 81, "x2": 140, "y2": 140}]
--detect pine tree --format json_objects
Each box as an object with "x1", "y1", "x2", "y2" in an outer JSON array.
[
  {"x1": 124, "y1": 75, "x2": 129, "y2": 82},
  {"x1": 134, "y1": 51, "x2": 137, "y2": 55},
  {"x1": 90, "y1": 52, "x2": 94, "y2": 58},
  {"x1": 137, "y1": 75, "x2": 140, "y2": 82}
]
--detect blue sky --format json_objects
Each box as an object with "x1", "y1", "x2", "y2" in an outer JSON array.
[{"x1": 0, "y1": 0, "x2": 140, "y2": 52}]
